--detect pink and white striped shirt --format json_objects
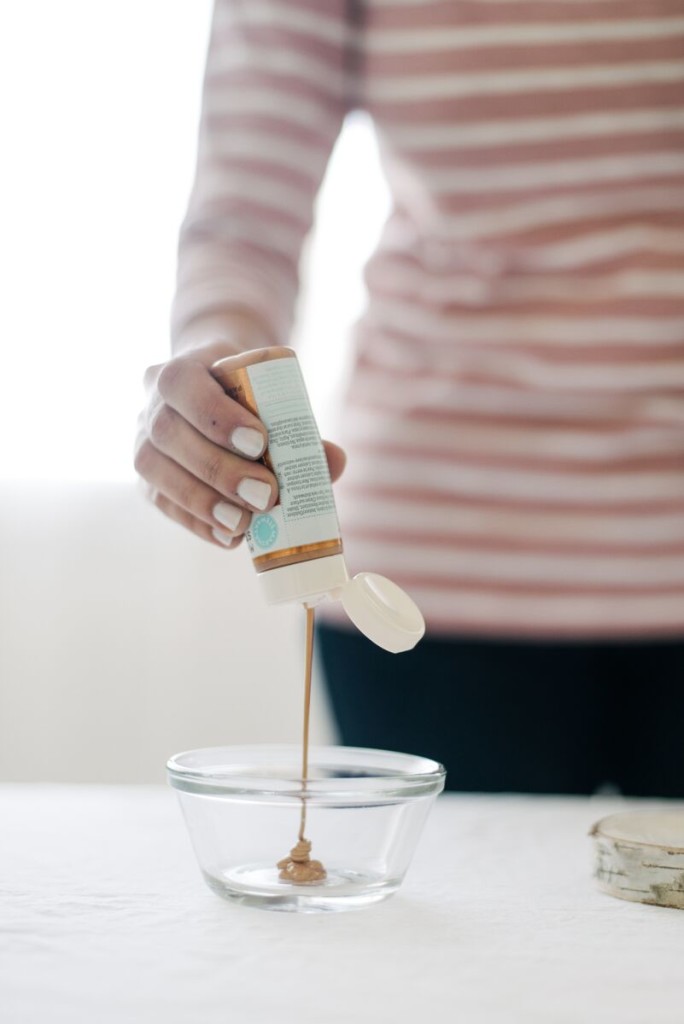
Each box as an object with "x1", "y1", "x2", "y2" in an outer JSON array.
[{"x1": 173, "y1": 0, "x2": 684, "y2": 638}]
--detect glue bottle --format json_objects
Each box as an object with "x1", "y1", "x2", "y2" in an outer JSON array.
[{"x1": 211, "y1": 347, "x2": 425, "y2": 653}]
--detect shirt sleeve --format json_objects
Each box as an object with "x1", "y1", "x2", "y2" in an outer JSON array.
[{"x1": 171, "y1": 0, "x2": 356, "y2": 346}]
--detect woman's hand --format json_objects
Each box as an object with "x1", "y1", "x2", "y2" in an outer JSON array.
[{"x1": 135, "y1": 342, "x2": 346, "y2": 549}]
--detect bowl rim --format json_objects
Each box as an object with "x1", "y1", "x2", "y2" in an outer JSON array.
[{"x1": 166, "y1": 744, "x2": 446, "y2": 799}]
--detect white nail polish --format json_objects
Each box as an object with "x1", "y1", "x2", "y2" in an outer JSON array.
[
  {"x1": 212, "y1": 528, "x2": 236, "y2": 546},
  {"x1": 238, "y1": 478, "x2": 271, "y2": 511},
  {"x1": 213, "y1": 502, "x2": 242, "y2": 530},
  {"x1": 232, "y1": 426, "x2": 265, "y2": 458}
]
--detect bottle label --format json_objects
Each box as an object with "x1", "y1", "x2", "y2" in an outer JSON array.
[{"x1": 243, "y1": 357, "x2": 342, "y2": 567}]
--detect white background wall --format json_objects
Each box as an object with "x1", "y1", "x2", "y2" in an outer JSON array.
[
  {"x1": 0, "y1": 481, "x2": 337, "y2": 783},
  {"x1": 0, "y1": 3, "x2": 389, "y2": 781}
]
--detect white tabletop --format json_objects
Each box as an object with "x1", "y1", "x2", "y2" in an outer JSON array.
[{"x1": 2, "y1": 785, "x2": 683, "y2": 1023}]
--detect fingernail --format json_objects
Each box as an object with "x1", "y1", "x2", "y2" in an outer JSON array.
[
  {"x1": 213, "y1": 501, "x2": 242, "y2": 530},
  {"x1": 212, "y1": 528, "x2": 236, "y2": 546},
  {"x1": 238, "y1": 478, "x2": 271, "y2": 510},
  {"x1": 232, "y1": 426, "x2": 265, "y2": 458}
]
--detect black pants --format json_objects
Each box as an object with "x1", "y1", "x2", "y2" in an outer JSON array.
[{"x1": 316, "y1": 623, "x2": 684, "y2": 797}]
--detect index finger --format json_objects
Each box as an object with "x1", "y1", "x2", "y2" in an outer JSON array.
[{"x1": 156, "y1": 357, "x2": 267, "y2": 459}]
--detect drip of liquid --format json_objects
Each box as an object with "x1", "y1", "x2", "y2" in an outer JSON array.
[{"x1": 277, "y1": 606, "x2": 327, "y2": 884}]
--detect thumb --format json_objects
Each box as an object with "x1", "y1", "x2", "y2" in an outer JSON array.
[{"x1": 323, "y1": 440, "x2": 346, "y2": 483}]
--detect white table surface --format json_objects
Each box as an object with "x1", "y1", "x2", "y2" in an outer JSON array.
[{"x1": 2, "y1": 785, "x2": 683, "y2": 1024}]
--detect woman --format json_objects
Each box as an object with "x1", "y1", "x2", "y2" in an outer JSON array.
[{"x1": 135, "y1": 1, "x2": 684, "y2": 795}]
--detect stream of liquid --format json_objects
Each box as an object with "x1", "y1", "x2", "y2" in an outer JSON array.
[{"x1": 276, "y1": 606, "x2": 327, "y2": 883}]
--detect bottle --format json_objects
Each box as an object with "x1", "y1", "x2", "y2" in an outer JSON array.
[{"x1": 211, "y1": 347, "x2": 425, "y2": 653}]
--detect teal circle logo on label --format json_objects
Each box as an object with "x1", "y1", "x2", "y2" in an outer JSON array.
[{"x1": 252, "y1": 513, "x2": 278, "y2": 550}]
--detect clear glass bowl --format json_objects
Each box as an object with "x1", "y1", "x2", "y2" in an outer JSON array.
[{"x1": 167, "y1": 745, "x2": 446, "y2": 913}]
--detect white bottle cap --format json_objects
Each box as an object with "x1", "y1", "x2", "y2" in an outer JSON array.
[
  {"x1": 256, "y1": 554, "x2": 425, "y2": 653},
  {"x1": 339, "y1": 572, "x2": 425, "y2": 653}
]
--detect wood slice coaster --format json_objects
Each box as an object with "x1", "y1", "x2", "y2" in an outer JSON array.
[{"x1": 590, "y1": 811, "x2": 684, "y2": 910}]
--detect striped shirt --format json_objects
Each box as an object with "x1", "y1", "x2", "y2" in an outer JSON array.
[{"x1": 173, "y1": 0, "x2": 684, "y2": 639}]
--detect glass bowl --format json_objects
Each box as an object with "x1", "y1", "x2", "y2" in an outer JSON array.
[{"x1": 167, "y1": 744, "x2": 446, "y2": 913}]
